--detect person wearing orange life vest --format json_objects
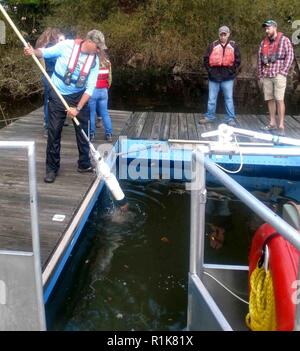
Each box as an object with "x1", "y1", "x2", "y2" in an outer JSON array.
[
  {"x1": 89, "y1": 52, "x2": 113, "y2": 142},
  {"x1": 258, "y1": 20, "x2": 294, "y2": 136},
  {"x1": 24, "y1": 30, "x2": 105, "y2": 183},
  {"x1": 200, "y1": 25, "x2": 241, "y2": 126}
]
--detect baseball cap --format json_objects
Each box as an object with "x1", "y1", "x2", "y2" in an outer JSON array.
[
  {"x1": 219, "y1": 26, "x2": 230, "y2": 34},
  {"x1": 86, "y1": 29, "x2": 107, "y2": 50},
  {"x1": 262, "y1": 19, "x2": 277, "y2": 28}
]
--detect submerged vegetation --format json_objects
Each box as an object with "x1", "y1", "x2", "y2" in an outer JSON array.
[{"x1": 0, "y1": 0, "x2": 300, "y2": 103}]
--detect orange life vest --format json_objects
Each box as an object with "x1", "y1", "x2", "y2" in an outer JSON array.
[
  {"x1": 261, "y1": 32, "x2": 284, "y2": 65},
  {"x1": 209, "y1": 40, "x2": 235, "y2": 67}
]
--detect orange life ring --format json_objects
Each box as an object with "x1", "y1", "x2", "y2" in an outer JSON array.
[{"x1": 249, "y1": 223, "x2": 299, "y2": 331}]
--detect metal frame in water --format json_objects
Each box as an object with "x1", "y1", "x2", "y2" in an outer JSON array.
[{"x1": 188, "y1": 148, "x2": 300, "y2": 331}]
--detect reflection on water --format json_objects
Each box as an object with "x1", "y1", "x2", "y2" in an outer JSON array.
[
  {"x1": 46, "y1": 180, "x2": 294, "y2": 331},
  {"x1": 47, "y1": 181, "x2": 190, "y2": 331},
  {"x1": 110, "y1": 78, "x2": 300, "y2": 115}
]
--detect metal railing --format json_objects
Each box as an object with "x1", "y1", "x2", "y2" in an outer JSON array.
[
  {"x1": 188, "y1": 147, "x2": 300, "y2": 331},
  {"x1": 0, "y1": 141, "x2": 46, "y2": 331}
]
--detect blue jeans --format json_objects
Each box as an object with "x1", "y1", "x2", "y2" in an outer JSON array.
[
  {"x1": 205, "y1": 79, "x2": 235, "y2": 120},
  {"x1": 89, "y1": 88, "x2": 113, "y2": 135}
]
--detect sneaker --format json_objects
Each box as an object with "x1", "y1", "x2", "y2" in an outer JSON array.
[
  {"x1": 260, "y1": 124, "x2": 277, "y2": 131},
  {"x1": 198, "y1": 117, "x2": 217, "y2": 124},
  {"x1": 96, "y1": 119, "x2": 102, "y2": 128},
  {"x1": 224, "y1": 119, "x2": 237, "y2": 127},
  {"x1": 90, "y1": 133, "x2": 95, "y2": 141},
  {"x1": 77, "y1": 166, "x2": 94, "y2": 173},
  {"x1": 106, "y1": 134, "x2": 112, "y2": 142},
  {"x1": 44, "y1": 170, "x2": 56, "y2": 183}
]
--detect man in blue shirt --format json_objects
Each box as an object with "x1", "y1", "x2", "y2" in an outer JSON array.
[{"x1": 24, "y1": 30, "x2": 105, "y2": 183}]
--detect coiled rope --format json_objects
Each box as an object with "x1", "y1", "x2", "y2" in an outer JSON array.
[{"x1": 245, "y1": 264, "x2": 276, "y2": 331}]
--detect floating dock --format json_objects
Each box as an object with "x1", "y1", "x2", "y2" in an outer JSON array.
[
  {"x1": 0, "y1": 107, "x2": 131, "y2": 301},
  {"x1": 1, "y1": 108, "x2": 300, "y2": 303}
]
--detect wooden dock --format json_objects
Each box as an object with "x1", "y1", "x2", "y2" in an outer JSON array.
[
  {"x1": 0, "y1": 107, "x2": 131, "y2": 278},
  {"x1": 122, "y1": 112, "x2": 300, "y2": 140},
  {"x1": 1, "y1": 108, "x2": 300, "y2": 292}
]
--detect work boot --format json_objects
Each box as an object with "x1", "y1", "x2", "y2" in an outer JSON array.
[
  {"x1": 77, "y1": 166, "x2": 94, "y2": 173},
  {"x1": 199, "y1": 117, "x2": 217, "y2": 124},
  {"x1": 44, "y1": 170, "x2": 56, "y2": 183}
]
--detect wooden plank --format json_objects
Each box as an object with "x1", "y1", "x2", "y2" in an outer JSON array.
[
  {"x1": 140, "y1": 112, "x2": 155, "y2": 139},
  {"x1": 129, "y1": 112, "x2": 148, "y2": 138},
  {"x1": 150, "y1": 113, "x2": 163, "y2": 140},
  {"x1": 194, "y1": 113, "x2": 207, "y2": 141},
  {"x1": 284, "y1": 115, "x2": 300, "y2": 138},
  {"x1": 178, "y1": 113, "x2": 188, "y2": 140},
  {"x1": 159, "y1": 113, "x2": 171, "y2": 140},
  {"x1": 169, "y1": 113, "x2": 179, "y2": 139},
  {"x1": 235, "y1": 114, "x2": 262, "y2": 142},
  {"x1": 122, "y1": 112, "x2": 141, "y2": 138},
  {"x1": 186, "y1": 113, "x2": 198, "y2": 140}
]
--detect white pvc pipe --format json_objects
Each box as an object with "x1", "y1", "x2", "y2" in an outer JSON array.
[
  {"x1": 97, "y1": 158, "x2": 125, "y2": 201},
  {"x1": 201, "y1": 124, "x2": 300, "y2": 147}
]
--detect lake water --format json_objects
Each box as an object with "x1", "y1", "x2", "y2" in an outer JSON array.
[
  {"x1": 45, "y1": 179, "x2": 270, "y2": 331},
  {"x1": 46, "y1": 181, "x2": 190, "y2": 331}
]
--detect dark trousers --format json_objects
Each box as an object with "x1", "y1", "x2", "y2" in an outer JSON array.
[
  {"x1": 42, "y1": 76, "x2": 50, "y2": 128},
  {"x1": 46, "y1": 90, "x2": 91, "y2": 173}
]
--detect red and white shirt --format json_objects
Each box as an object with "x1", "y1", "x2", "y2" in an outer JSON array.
[{"x1": 257, "y1": 35, "x2": 294, "y2": 78}]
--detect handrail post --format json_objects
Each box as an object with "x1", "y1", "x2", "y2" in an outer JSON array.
[
  {"x1": 27, "y1": 142, "x2": 46, "y2": 330},
  {"x1": 0, "y1": 141, "x2": 46, "y2": 330},
  {"x1": 189, "y1": 149, "x2": 206, "y2": 277}
]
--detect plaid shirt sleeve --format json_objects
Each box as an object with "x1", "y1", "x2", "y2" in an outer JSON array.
[
  {"x1": 257, "y1": 41, "x2": 263, "y2": 78},
  {"x1": 280, "y1": 37, "x2": 294, "y2": 76}
]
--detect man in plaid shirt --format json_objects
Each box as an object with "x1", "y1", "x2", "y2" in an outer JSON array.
[{"x1": 258, "y1": 19, "x2": 294, "y2": 136}]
